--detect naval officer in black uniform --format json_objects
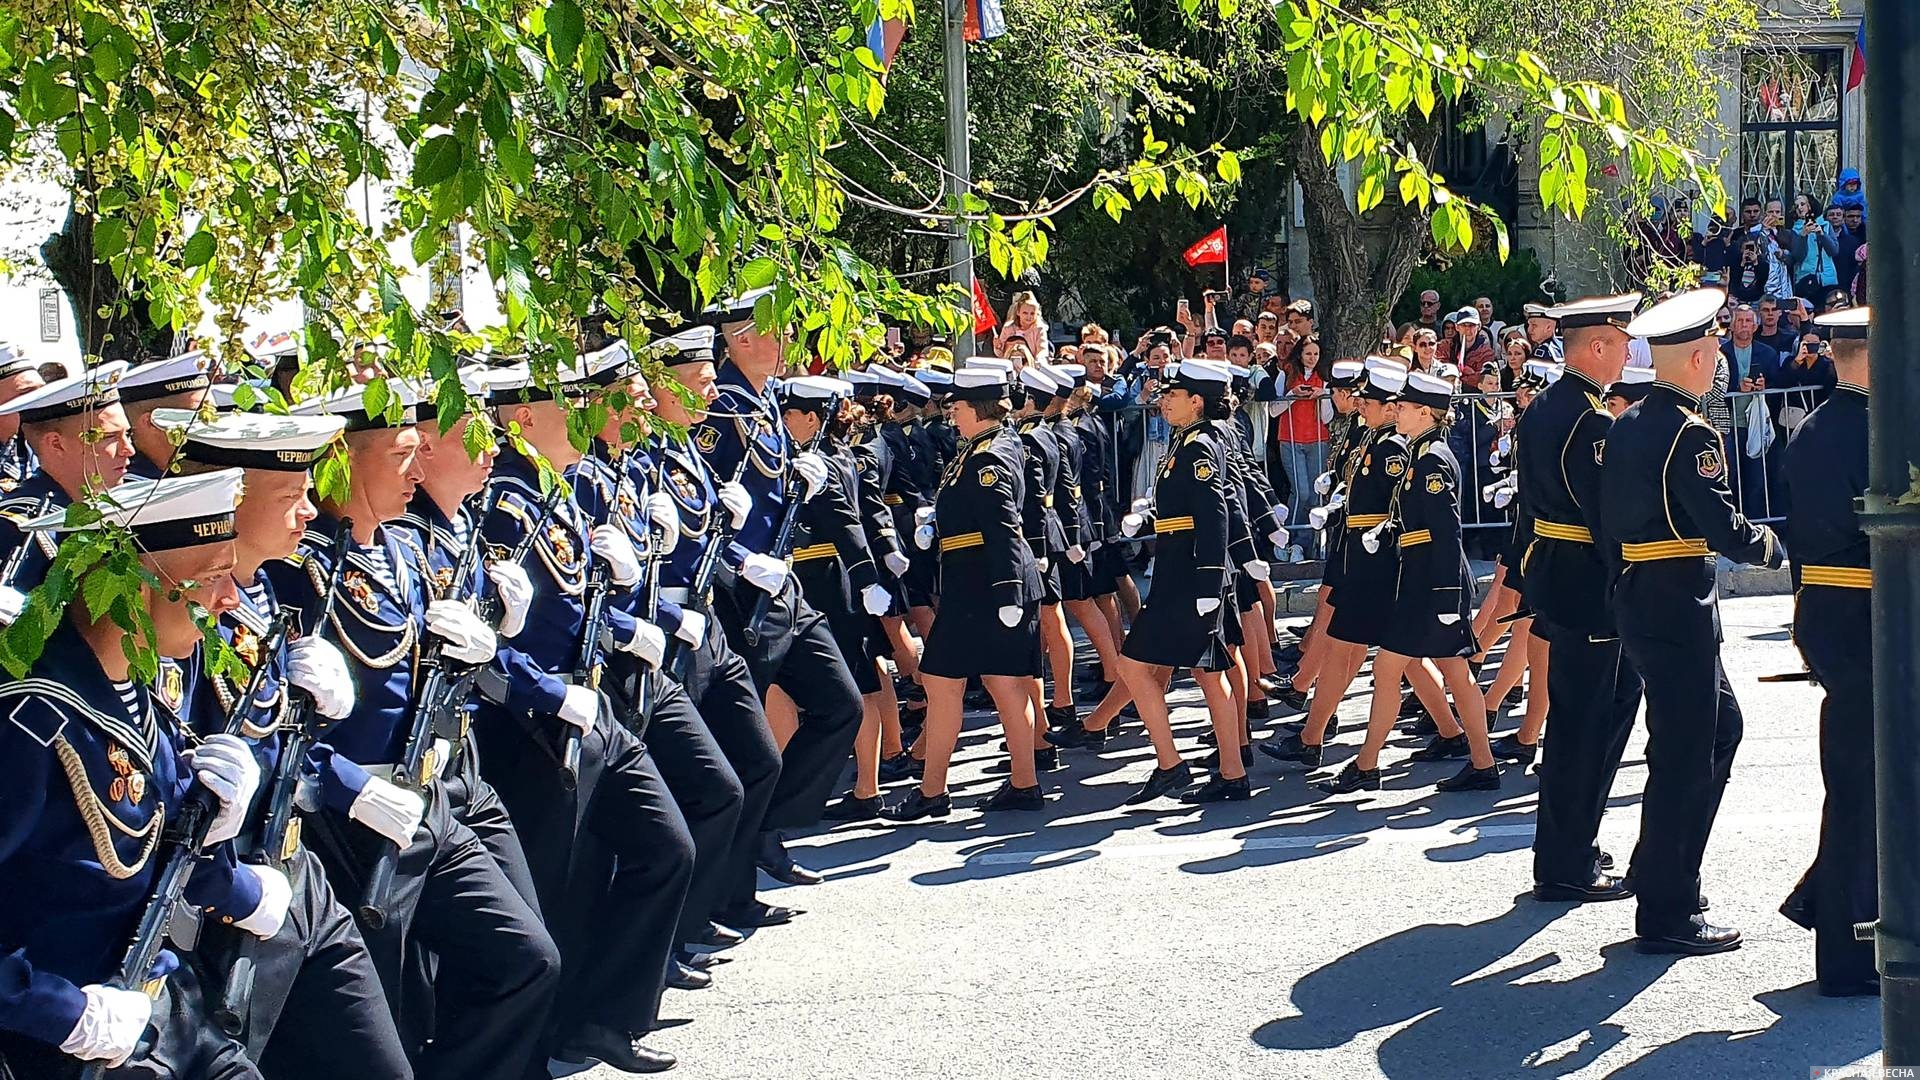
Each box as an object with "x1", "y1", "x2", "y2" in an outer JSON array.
[
  {"x1": 117, "y1": 351, "x2": 215, "y2": 480},
  {"x1": 0, "y1": 362, "x2": 137, "y2": 587},
  {"x1": 1779, "y1": 306, "x2": 1879, "y2": 996},
  {"x1": 1510, "y1": 292, "x2": 1645, "y2": 903},
  {"x1": 1603, "y1": 287, "x2": 1782, "y2": 955}
]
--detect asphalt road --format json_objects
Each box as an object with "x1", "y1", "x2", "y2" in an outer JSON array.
[{"x1": 601, "y1": 593, "x2": 1882, "y2": 1079}]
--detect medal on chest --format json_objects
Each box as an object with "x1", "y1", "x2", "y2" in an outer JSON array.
[{"x1": 106, "y1": 742, "x2": 147, "y2": 806}]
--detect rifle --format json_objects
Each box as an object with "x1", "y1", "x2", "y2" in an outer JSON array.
[
  {"x1": 0, "y1": 494, "x2": 53, "y2": 585},
  {"x1": 357, "y1": 490, "x2": 502, "y2": 930},
  {"x1": 741, "y1": 395, "x2": 839, "y2": 647},
  {"x1": 565, "y1": 560, "x2": 608, "y2": 786},
  {"x1": 209, "y1": 524, "x2": 350, "y2": 1034},
  {"x1": 664, "y1": 451, "x2": 751, "y2": 683},
  {"x1": 86, "y1": 537, "x2": 333, "y2": 1075}
]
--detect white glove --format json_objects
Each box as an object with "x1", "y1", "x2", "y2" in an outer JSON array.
[
  {"x1": 914, "y1": 506, "x2": 936, "y2": 529},
  {"x1": 189, "y1": 733, "x2": 261, "y2": 846},
  {"x1": 285, "y1": 637, "x2": 355, "y2": 720},
  {"x1": 672, "y1": 609, "x2": 707, "y2": 647},
  {"x1": 1313, "y1": 471, "x2": 1333, "y2": 496},
  {"x1": 234, "y1": 863, "x2": 292, "y2": 939},
  {"x1": 1325, "y1": 489, "x2": 1348, "y2": 512},
  {"x1": 1493, "y1": 486, "x2": 1515, "y2": 510},
  {"x1": 913, "y1": 524, "x2": 935, "y2": 550},
  {"x1": 426, "y1": 599, "x2": 498, "y2": 664},
  {"x1": 862, "y1": 583, "x2": 892, "y2": 617},
  {"x1": 1035, "y1": 556, "x2": 1050, "y2": 573},
  {"x1": 1272, "y1": 503, "x2": 1290, "y2": 526},
  {"x1": 997, "y1": 605, "x2": 1022, "y2": 628},
  {"x1": 1270, "y1": 526, "x2": 1291, "y2": 550},
  {"x1": 618, "y1": 618, "x2": 668, "y2": 668},
  {"x1": 0, "y1": 584, "x2": 24, "y2": 628},
  {"x1": 740, "y1": 552, "x2": 789, "y2": 595},
  {"x1": 1065, "y1": 544, "x2": 1086, "y2": 564},
  {"x1": 485, "y1": 561, "x2": 534, "y2": 639},
  {"x1": 1309, "y1": 506, "x2": 1331, "y2": 531},
  {"x1": 1121, "y1": 513, "x2": 1145, "y2": 538},
  {"x1": 1129, "y1": 497, "x2": 1152, "y2": 515},
  {"x1": 1196, "y1": 597, "x2": 1221, "y2": 617},
  {"x1": 883, "y1": 550, "x2": 911, "y2": 576},
  {"x1": 589, "y1": 525, "x2": 642, "y2": 587},
  {"x1": 61, "y1": 984, "x2": 153, "y2": 1066},
  {"x1": 348, "y1": 775, "x2": 426, "y2": 848},
  {"x1": 717, "y1": 481, "x2": 753, "y2": 530},
  {"x1": 1244, "y1": 559, "x2": 1270, "y2": 582},
  {"x1": 557, "y1": 684, "x2": 598, "y2": 734},
  {"x1": 791, "y1": 451, "x2": 830, "y2": 501},
  {"x1": 644, "y1": 492, "x2": 681, "y2": 555},
  {"x1": 1362, "y1": 525, "x2": 1385, "y2": 555}
]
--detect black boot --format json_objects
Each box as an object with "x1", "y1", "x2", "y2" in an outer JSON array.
[{"x1": 1124, "y1": 760, "x2": 1195, "y2": 805}]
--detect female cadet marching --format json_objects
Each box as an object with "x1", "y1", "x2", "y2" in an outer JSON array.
[
  {"x1": 883, "y1": 365, "x2": 1047, "y2": 821},
  {"x1": 1320, "y1": 370, "x2": 1500, "y2": 793}
]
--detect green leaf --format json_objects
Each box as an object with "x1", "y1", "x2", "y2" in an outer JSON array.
[
  {"x1": 740, "y1": 257, "x2": 779, "y2": 290},
  {"x1": 547, "y1": 0, "x2": 584, "y2": 66},
  {"x1": 1215, "y1": 150, "x2": 1242, "y2": 185},
  {"x1": 362, "y1": 377, "x2": 391, "y2": 421},
  {"x1": 412, "y1": 134, "x2": 463, "y2": 187},
  {"x1": 182, "y1": 228, "x2": 215, "y2": 268},
  {"x1": 498, "y1": 136, "x2": 534, "y2": 188}
]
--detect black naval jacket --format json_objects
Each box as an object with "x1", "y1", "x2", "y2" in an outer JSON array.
[
  {"x1": 932, "y1": 426, "x2": 1042, "y2": 613},
  {"x1": 1014, "y1": 414, "x2": 1071, "y2": 562},
  {"x1": 1335, "y1": 426, "x2": 1409, "y2": 593},
  {"x1": 1143, "y1": 421, "x2": 1230, "y2": 604},
  {"x1": 1384, "y1": 427, "x2": 1475, "y2": 654},
  {"x1": 788, "y1": 436, "x2": 881, "y2": 617},
  {"x1": 1514, "y1": 367, "x2": 1618, "y2": 635},
  {"x1": 1600, "y1": 381, "x2": 1780, "y2": 647},
  {"x1": 1784, "y1": 381, "x2": 1870, "y2": 592}
]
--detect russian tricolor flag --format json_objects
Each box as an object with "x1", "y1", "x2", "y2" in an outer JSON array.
[
  {"x1": 866, "y1": 16, "x2": 908, "y2": 69},
  {"x1": 1848, "y1": 18, "x2": 1866, "y2": 92},
  {"x1": 963, "y1": 0, "x2": 1006, "y2": 42}
]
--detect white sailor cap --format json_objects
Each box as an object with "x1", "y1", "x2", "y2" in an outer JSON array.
[
  {"x1": 119, "y1": 351, "x2": 214, "y2": 404},
  {"x1": 1814, "y1": 306, "x2": 1871, "y2": 340},
  {"x1": 1053, "y1": 364, "x2": 1087, "y2": 387},
  {"x1": 1227, "y1": 363, "x2": 1252, "y2": 383},
  {"x1": 0, "y1": 361, "x2": 129, "y2": 424},
  {"x1": 0, "y1": 341, "x2": 34, "y2": 381},
  {"x1": 845, "y1": 368, "x2": 880, "y2": 391},
  {"x1": 292, "y1": 379, "x2": 426, "y2": 430},
  {"x1": 950, "y1": 366, "x2": 1011, "y2": 403},
  {"x1": 1431, "y1": 361, "x2": 1460, "y2": 380},
  {"x1": 1327, "y1": 359, "x2": 1365, "y2": 389},
  {"x1": 916, "y1": 366, "x2": 953, "y2": 390},
  {"x1": 657, "y1": 325, "x2": 717, "y2": 366},
  {"x1": 1523, "y1": 302, "x2": 1555, "y2": 320},
  {"x1": 1360, "y1": 357, "x2": 1409, "y2": 401},
  {"x1": 962, "y1": 357, "x2": 1015, "y2": 375},
  {"x1": 1168, "y1": 358, "x2": 1232, "y2": 395},
  {"x1": 780, "y1": 375, "x2": 854, "y2": 410},
  {"x1": 1018, "y1": 365, "x2": 1060, "y2": 395},
  {"x1": 892, "y1": 371, "x2": 931, "y2": 405},
  {"x1": 1545, "y1": 292, "x2": 1643, "y2": 331},
  {"x1": 1625, "y1": 288, "x2": 1725, "y2": 347},
  {"x1": 25, "y1": 468, "x2": 245, "y2": 551},
  {"x1": 152, "y1": 409, "x2": 345, "y2": 472},
  {"x1": 1399, "y1": 369, "x2": 1454, "y2": 409},
  {"x1": 1606, "y1": 363, "x2": 1658, "y2": 403},
  {"x1": 700, "y1": 285, "x2": 776, "y2": 327}
]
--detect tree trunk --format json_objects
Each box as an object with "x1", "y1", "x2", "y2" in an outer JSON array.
[
  {"x1": 1291, "y1": 121, "x2": 1438, "y2": 362},
  {"x1": 40, "y1": 195, "x2": 173, "y2": 364}
]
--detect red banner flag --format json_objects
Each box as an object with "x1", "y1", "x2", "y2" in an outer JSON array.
[
  {"x1": 971, "y1": 278, "x2": 997, "y2": 333},
  {"x1": 1183, "y1": 225, "x2": 1228, "y2": 267}
]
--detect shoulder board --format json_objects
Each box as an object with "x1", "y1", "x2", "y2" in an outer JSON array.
[
  {"x1": 1679, "y1": 405, "x2": 1712, "y2": 429},
  {"x1": 1421, "y1": 443, "x2": 1450, "y2": 460},
  {"x1": 1584, "y1": 391, "x2": 1605, "y2": 412}
]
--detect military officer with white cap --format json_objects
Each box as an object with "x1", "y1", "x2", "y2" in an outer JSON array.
[
  {"x1": 0, "y1": 342, "x2": 46, "y2": 489},
  {"x1": 0, "y1": 362, "x2": 136, "y2": 591},
  {"x1": 116, "y1": 351, "x2": 215, "y2": 479},
  {"x1": 0, "y1": 470, "x2": 290, "y2": 1079},
  {"x1": 1602, "y1": 287, "x2": 1782, "y2": 955}
]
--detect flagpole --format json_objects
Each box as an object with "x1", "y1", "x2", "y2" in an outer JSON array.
[{"x1": 943, "y1": 0, "x2": 976, "y2": 362}]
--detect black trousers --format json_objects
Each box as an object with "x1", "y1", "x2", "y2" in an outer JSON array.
[
  {"x1": 613, "y1": 659, "x2": 747, "y2": 942},
  {"x1": 304, "y1": 783, "x2": 560, "y2": 1080},
  {"x1": 1618, "y1": 635, "x2": 1744, "y2": 935},
  {"x1": 681, "y1": 615, "x2": 785, "y2": 910},
  {"x1": 189, "y1": 847, "x2": 412, "y2": 1080},
  {"x1": 444, "y1": 736, "x2": 543, "y2": 915},
  {"x1": 1532, "y1": 623, "x2": 1644, "y2": 885},
  {"x1": 1788, "y1": 587, "x2": 1878, "y2": 988},
  {"x1": 473, "y1": 696, "x2": 694, "y2": 1049},
  {"x1": 715, "y1": 577, "x2": 862, "y2": 831},
  {"x1": 0, "y1": 965, "x2": 262, "y2": 1080}
]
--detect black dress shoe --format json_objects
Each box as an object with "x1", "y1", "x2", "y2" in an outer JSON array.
[
  {"x1": 667, "y1": 961, "x2": 712, "y2": 990},
  {"x1": 1259, "y1": 733, "x2": 1323, "y2": 768},
  {"x1": 1051, "y1": 724, "x2": 1108, "y2": 750},
  {"x1": 1778, "y1": 890, "x2": 1815, "y2": 931},
  {"x1": 1398, "y1": 691, "x2": 1424, "y2": 718},
  {"x1": 1635, "y1": 918, "x2": 1742, "y2": 955},
  {"x1": 694, "y1": 922, "x2": 744, "y2": 949},
  {"x1": 553, "y1": 1025, "x2": 678, "y2": 1074},
  {"x1": 878, "y1": 753, "x2": 918, "y2": 783},
  {"x1": 1406, "y1": 714, "x2": 1440, "y2": 736},
  {"x1": 1273, "y1": 686, "x2": 1310, "y2": 713},
  {"x1": 1125, "y1": 761, "x2": 1195, "y2": 805},
  {"x1": 1436, "y1": 762, "x2": 1501, "y2": 791},
  {"x1": 1410, "y1": 733, "x2": 1469, "y2": 761},
  {"x1": 677, "y1": 950, "x2": 730, "y2": 971},
  {"x1": 1488, "y1": 733, "x2": 1537, "y2": 765},
  {"x1": 1180, "y1": 775, "x2": 1251, "y2": 803},
  {"x1": 976, "y1": 781, "x2": 1044, "y2": 812},
  {"x1": 718, "y1": 900, "x2": 801, "y2": 928},
  {"x1": 1246, "y1": 697, "x2": 1271, "y2": 720},
  {"x1": 756, "y1": 835, "x2": 824, "y2": 886},
  {"x1": 1533, "y1": 875, "x2": 1633, "y2": 903},
  {"x1": 1317, "y1": 761, "x2": 1381, "y2": 794},
  {"x1": 881, "y1": 788, "x2": 952, "y2": 821},
  {"x1": 1818, "y1": 976, "x2": 1881, "y2": 998},
  {"x1": 822, "y1": 792, "x2": 884, "y2": 822},
  {"x1": 1505, "y1": 685, "x2": 1526, "y2": 707},
  {"x1": 1279, "y1": 714, "x2": 1337, "y2": 737}
]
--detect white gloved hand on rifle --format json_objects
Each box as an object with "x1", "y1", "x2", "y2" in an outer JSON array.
[
  {"x1": 189, "y1": 733, "x2": 261, "y2": 846},
  {"x1": 716, "y1": 482, "x2": 753, "y2": 531},
  {"x1": 349, "y1": 775, "x2": 426, "y2": 847},
  {"x1": 286, "y1": 637, "x2": 355, "y2": 719},
  {"x1": 643, "y1": 493, "x2": 681, "y2": 556},
  {"x1": 588, "y1": 525, "x2": 642, "y2": 588},
  {"x1": 484, "y1": 561, "x2": 533, "y2": 639}
]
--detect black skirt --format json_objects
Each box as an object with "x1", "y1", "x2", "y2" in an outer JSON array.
[
  {"x1": 1122, "y1": 594, "x2": 1230, "y2": 671},
  {"x1": 1326, "y1": 544, "x2": 1395, "y2": 647},
  {"x1": 1057, "y1": 552, "x2": 1097, "y2": 601},
  {"x1": 921, "y1": 601, "x2": 1043, "y2": 679}
]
